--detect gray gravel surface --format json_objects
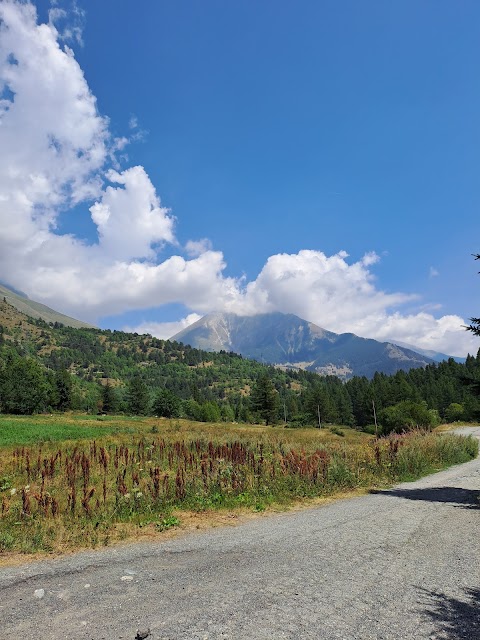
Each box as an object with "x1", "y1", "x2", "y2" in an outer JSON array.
[{"x1": 1, "y1": 427, "x2": 479, "y2": 640}]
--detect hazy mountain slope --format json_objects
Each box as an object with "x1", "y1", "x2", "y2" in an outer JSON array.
[
  {"x1": 0, "y1": 283, "x2": 95, "y2": 329},
  {"x1": 172, "y1": 312, "x2": 434, "y2": 379},
  {"x1": 391, "y1": 339, "x2": 464, "y2": 363},
  {"x1": 308, "y1": 333, "x2": 433, "y2": 378}
]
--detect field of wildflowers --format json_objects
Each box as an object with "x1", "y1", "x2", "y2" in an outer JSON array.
[{"x1": 0, "y1": 415, "x2": 476, "y2": 556}]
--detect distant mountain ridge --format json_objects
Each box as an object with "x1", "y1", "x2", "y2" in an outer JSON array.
[
  {"x1": 172, "y1": 312, "x2": 435, "y2": 379},
  {"x1": 0, "y1": 283, "x2": 95, "y2": 329},
  {"x1": 390, "y1": 340, "x2": 465, "y2": 364}
]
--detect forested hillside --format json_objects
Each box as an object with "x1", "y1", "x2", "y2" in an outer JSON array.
[{"x1": 0, "y1": 299, "x2": 479, "y2": 431}]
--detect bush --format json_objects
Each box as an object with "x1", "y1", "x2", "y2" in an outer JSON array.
[
  {"x1": 378, "y1": 401, "x2": 440, "y2": 434},
  {"x1": 362, "y1": 424, "x2": 378, "y2": 435},
  {"x1": 444, "y1": 402, "x2": 465, "y2": 423},
  {"x1": 182, "y1": 398, "x2": 202, "y2": 421},
  {"x1": 286, "y1": 413, "x2": 311, "y2": 428},
  {"x1": 200, "y1": 401, "x2": 222, "y2": 423}
]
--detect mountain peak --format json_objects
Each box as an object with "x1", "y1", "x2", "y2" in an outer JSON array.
[{"x1": 171, "y1": 311, "x2": 434, "y2": 379}]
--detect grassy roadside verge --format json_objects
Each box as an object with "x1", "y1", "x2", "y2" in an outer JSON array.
[{"x1": 0, "y1": 415, "x2": 477, "y2": 560}]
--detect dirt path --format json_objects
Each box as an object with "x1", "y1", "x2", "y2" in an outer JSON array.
[{"x1": 1, "y1": 427, "x2": 479, "y2": 640}]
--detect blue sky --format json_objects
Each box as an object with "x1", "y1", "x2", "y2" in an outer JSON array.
[{"x1": 0, "y1": 0, "x2": 479, "y2": 356}]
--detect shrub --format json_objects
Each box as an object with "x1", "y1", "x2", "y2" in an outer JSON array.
[
  {"x1": 378, "y1": 401, "x2": 440, "y2": 434},
  {"x1": 444, "y1": 402, "x2": 465, "y2": 423}
]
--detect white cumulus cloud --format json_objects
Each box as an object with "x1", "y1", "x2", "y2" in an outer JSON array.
[
  {"x1": 90, "y1": 167, "x2": 175, "y2": 262},
  {"x1": 185, "y1": 238, "x2": 213, "y2": 257},
  {"x1": 237, "y1": 250, "x2": 414, "y2": 322},
  {"x1": 0, "y1": 1, "x2": 478, "y2": 359},
  {"x1": 0, "y1": 1, "x2": 237, "y2": 320},
  {"x1": 124, "y1": 313, "x2": 202, "y2": 340}
]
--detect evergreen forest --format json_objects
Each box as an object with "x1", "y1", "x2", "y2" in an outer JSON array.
[{"x1": 0, "y1": 299, "x2": 479, "y2": 433}]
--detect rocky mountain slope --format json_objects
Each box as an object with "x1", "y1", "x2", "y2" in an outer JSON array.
[{"x1": 172, "y1": 312, "x2": 435, "y2": 379}]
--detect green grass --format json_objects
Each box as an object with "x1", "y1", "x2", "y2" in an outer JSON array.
[
  {"x1": 0, "y1": 416, "x2": 119, "y2": 446},
  {"x1": 72, "y1": 414, "x2": 146, "y2": 422}
]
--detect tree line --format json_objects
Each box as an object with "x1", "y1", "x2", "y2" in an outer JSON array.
[
  {"x1": 1, "y1": 342, "x2": 479, "y2": 434},
  {"x1": 1, "y1": 283, "x2": 480, "y2": 432}
]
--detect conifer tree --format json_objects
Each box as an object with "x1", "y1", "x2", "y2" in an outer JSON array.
[
  {"x1": 127, "y1": 375, "x2": 150, "y2": 415},
  {"x1": 466, "y1": 254, "x2": 480, "y2": 336},
  {"x1": 101, "y1": 381, "x2": 117, "y2": 414},
  {"x1": 250, "y1": 372, "x2": 279, "y2": 425},
  {"x1": 54, "y1": 368, "x2": 73, "y2": 411},
  {"x1": 305, "y1": 384, "x2": 337, "y2": 425},
  {"x1": 466, "y1": 253, "x2": 480, "y2": 336},
  {"x1": 463, "y1": 254, "x2": 480, "y2": 402}
]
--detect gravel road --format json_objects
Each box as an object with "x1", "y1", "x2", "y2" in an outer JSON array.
[{"x1": 1, "y1": 427, "x2": 479, "y2": 640}]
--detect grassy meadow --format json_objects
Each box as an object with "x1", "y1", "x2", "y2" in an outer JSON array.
[{"x1": 0, "y1": 414, "x2": 477, "y2": 558}]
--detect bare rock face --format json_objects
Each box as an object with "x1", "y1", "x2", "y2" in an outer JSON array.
[{"x1": 171, "y1": 311, "x2": 434, "y2": 380}]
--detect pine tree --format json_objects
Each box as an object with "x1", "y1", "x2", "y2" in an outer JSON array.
[
  {"x1": 101, "y1": 381, "x2": 117, "y2": 414},
  {"x1": 127, "y1": 375, "x2": 150, "y2": 415},
  {"x1": 54, "y1": 369, "x2": 73, "y2": 411},
  {"x1": 250, "y1": 372, "x2": 279, "y2": 425},
  {"x1": 305, "y1": 384, "x2": 337, "y2": 426},
  {"x1": 466, "y1": 254, "x2": 480, "y2": 336}
]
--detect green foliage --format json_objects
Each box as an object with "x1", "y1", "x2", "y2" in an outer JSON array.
[
  {"x1": 127, "y1": 375, "x2": 150, "y2": 415},
  {"x1": 54, "y1": 369, "x2": 73, "y2": 411},
  {"x1": 182, "y1": 398, "x2": 202, "y2": 421},
  {"x1": 0, "y1": 476, "x2": 12, "y2": 490},
  {"x1": 250, "y1": 372, "x2": 279, "y2": 425},
  {"x1": 220, "y1": 403, "x2": 236, "y2": 422},
  {"x1": 346, "y1": 360, "x2": 480, "y2": 428},
  {"x1": 444, "y1": 402, "x2": 465, "y2": 423},
  {"x1": 1, "y1": 299, "x2": 480, "y2": 428},
  {"x1": 285, "y1": 413, "x2": 311, "y2": 428},
  {"x1": 0, "y1": 353, "x2": 51, "y2": 414},
  {"x1": 153, "y1": 388, "x2": 181, "y2": 418},
  {"x1": 386, "y1": 432, "x2": 478, "y2": 480},
  {"x1": 329, "y1": 426, "x2": 345, "y2": 437},
  {"x1": 156, "y1": 516, "x2": 180, "y2": 531},
  {"x1": 101, "y1": 382, "x2": 118, "y2": 414},
  {"x1": 0, "y1": 532, "x2": 15, "y2": 551},
  {"x1": 200, "y1": 401, "x2": 222, "y2": 423},
  {"x1": 377, "y1": 401, "x2": 440, "y2": 434},
  {"x1": 305, "y1": 382, "x2": 338, "y2": 425},
  {"x1": 466, "y1": 254, "x2": 480, "y2": 337}
]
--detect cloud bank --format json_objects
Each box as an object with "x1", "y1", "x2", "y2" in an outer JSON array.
[
  {"x1": 0, "y1": 1, "x2": 477, "y2": 358},
  {"x1": 123, "y1": 314, "x2": 203, "y2": 341}
]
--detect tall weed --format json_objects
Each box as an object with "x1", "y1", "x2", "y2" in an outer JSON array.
[{"x1": 0, "y1": 427, "x2": 476, "y2": 555}]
